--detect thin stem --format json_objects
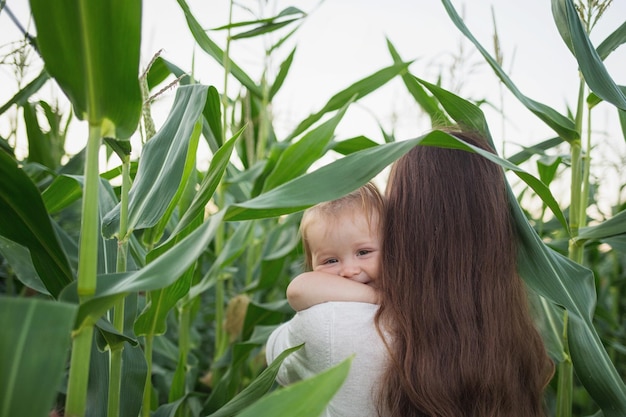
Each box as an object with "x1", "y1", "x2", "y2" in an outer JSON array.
[
  {"x1": 65, "y1": 326, "x2": 95, "y2": 417},
  {"x1": 65, "y1": 124, "x2": 101, "y2": 417},
  {"x1": 77, "y1": 125, "x2": 102, "y2": 298},
  {"x1": 556, "y1": 314, "x2": 573, "y2": 417},
  {"x1": 579, "y1": 105, "x2": 592, "y2": 229},
  {"x1": 107, "y1": 154, "x2": 131, "y2": 417},
  {"x1": 141, "y1": 335, "x2": 154, "y2": 417}
]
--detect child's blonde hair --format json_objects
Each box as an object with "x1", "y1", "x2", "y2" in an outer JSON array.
[{"x1": 299, "y1": 182, "x2": 385, "y2": 270}]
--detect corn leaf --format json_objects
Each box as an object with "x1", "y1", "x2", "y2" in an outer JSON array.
[
  {"x1": 551, "y1": 0, "x2": 626, "y2": 110},
  {"x1": 413, "y1": 76, "x2": 570, "y2": 233},
  {"x1": 102, "y1": 84, "x2": 208, "y2": 238},
  {"x1": 441, "y1": 0, "x2": 579, "y2": 142},
  {"x1": 0, "y1": 151, "x2": 73, "y2": 297},
  {"x1": 207, "y1": 344, "x2": 304, "y2": 417},
  {"x1": 225, "y1": 136, "x2": 424, "y2": 221},
  {"x1": 286, "y1": 61, "x2": 412, "y2": 140},
  {"x1": 29, "y1": 0, "x2": 142, "y2": 138},
  {"x1": 0, "y1": 70, "x2": 49, "y2": 115},
  {"x1": 236, "y1": 356, "x2": 352, "y2": 417},
  {"x1": 177, "y1": 0, "x2": 262, "y2": 98},
  {"x1": 0, "y1": 297, "x2": 77, "y2": 417},
  {"x1": 263, "y1": 100, "x2": 352, "y2": 191}
]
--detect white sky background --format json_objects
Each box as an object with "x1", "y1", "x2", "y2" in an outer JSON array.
[{"x1": 1, "y1": 0, "x2": 625, "y2": 211}]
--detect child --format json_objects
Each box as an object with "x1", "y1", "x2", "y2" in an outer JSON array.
[
  {"x1": 286, "y1": 182, "x2": 383, "y2": 311},
  {"x1": 265, "y1": 183, "x2": 388, "y2": 417}
]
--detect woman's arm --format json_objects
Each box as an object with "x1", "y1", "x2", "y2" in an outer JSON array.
[{"x1": 286, "y1": 271, "x2": 379, "y2": 311}]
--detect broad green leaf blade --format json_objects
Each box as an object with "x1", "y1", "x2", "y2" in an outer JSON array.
[
  {"x1": 507, "y1": 137, "x2": 565, "y2": 165},
  {"x1": 0, "y1": 70, "x2": 49, "y2": 115},
  {"x1": 596, "y1": 20, "x2": 626, "y2": 61},
  {"x1": 146, "y1": 56, "x2": 189, "y2": 90},
  {"x1": 207, "y1": 344, "x2": 304, "y2": 417},
  {"x1": 0, "y1": 236, "x2": 49, "y2": 294},
  {"x1": 513, "y1": 198, "x2": 626, "y2": 416},
  {"x1": 225, "y1": 136, "x2": 424, "y2": 221},
  {"x1": 287, "y1": 61, "x2": 412, "y2": 140},
  {"x1": 0, "y1": 151, "x2": 73, "y2": 297},
  {"x1": 577, "y1": 209, "x2": 626, "y2": 241},
  {"x1": 168, "y1": 127, "x2": 243, "y2": 239},
  {"x1": 236, "y1": 356, "x2": 352, "y2": 417},
  {"x1": 269, "y1": 46, "x2": 296, "y2": 100},
  {"x1": 29, "y1": 0, "x2": 142, "y2": 138},
  {"x1": 177, "y1": 0, "x2": 262, "y2": 98},
  {"x1": 134, "y1": 266, "x2": 194, "y2": 337},
  {"x1": 386, "y1": 38, "x2": 450, "y2": 126},
  {"x1": 0, "y1": 297, "x2": 77, "y2": 417},
  {"x1": 23, "y1": 102, "x2": 55, "y2": 168},
  {"x1": 414, "y1": 76, "x2": 488, "y2": 134},
  {"x1": 203, "y1": 85, "x2": 224, "y2": 149},
  {"x1": 551, "y1": 0, "x2": 626, "y2": 110},
  {"x1": 102, "y1": 84, "x2": 208, "y2": 237},
  {"x1": 95, "y1": 209, "x2": 225, "y2": 297},
  {"x1": 188, "y1": 221, "x2": 254, "y2": 299},
  {"x1": 330, "y1": 136, "x2": 379, "y2": 155},
  {"x1": 42, "y1": 174, "x2": 83, "y2": 214},
  {"x1": 231, "y1": 18, "x2": 299, "y2": 40},
  {"x1": 440, "y1": 0, "x2": 579, "y2": 141},
  {"x1": 263, "y1": 100, "x2": 352, "y2": 191},
  {"x1": 413, "y1": 78, "x2": 570, "y2": 233}
]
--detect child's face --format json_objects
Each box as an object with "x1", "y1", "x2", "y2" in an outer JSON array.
[{"x1": 307, "y1": 209, "x2": 380, "y2": 286}]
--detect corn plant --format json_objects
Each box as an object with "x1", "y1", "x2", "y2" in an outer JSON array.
[{"x1": 1, "y1": 1, "x2": 626, "y2": 417}]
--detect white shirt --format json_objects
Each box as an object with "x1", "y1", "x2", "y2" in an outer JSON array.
[{"x1": 265, "y1": 302, "x2": 387, "y2": 417}]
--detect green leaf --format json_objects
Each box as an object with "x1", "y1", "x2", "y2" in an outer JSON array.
[
  {"x1": 29, "y1": 0, "x2": 142, "y2": 138},
  {"x1": 0, "y1": 297, "x2": 77, "y2": 417},
  {"x1": 412, "y1": 79, "x2": 570, "y2": 233},
  {"x1": 23, "y1": 102, "x2": 55, "y2": 168},
  {"x1": 225, "y1": 136, "x2": 423, "y2": 221},
  {"x1": 236, "y1": 356, "x2": 352, "y2": 417},
  {"x1": 330, "y1": 136, "x2": 379, "y2": 155},
  {"x1": 287, "y1": 61, "x2": 412, "y2": 140},
  {"x1": 0, "y1": 151, "x2": 73, "y2": 297},
  {"x1": 441, "y1": 0, "x2": 579, "y2": 141},
  {"x1": 269, "y1": 47, "x2": 296, "y2": 100},
  {"x1": 231, "y1": 19, "x2": 299, "y2": 40},
  {"x1": 203, "y1": 85, "x2": 224, "y2": 148},
  {"x1": 0, "y1": 70, "x2": 49, "y2": 115},
  {"x1": 577, "y1": 209, "x2": 626, "y2": 242},
  {"x1": 507, "y1": 137, "x2": 565, "y2": 165},
  {"x1": 207, "y1": 344, "x2": 304, "y2": 417},
  {"x1": 551, "y1": 0, "x2": 626, "y2": 110},
  {"x1": 102, "y1": 84, "x2": 208, "y2": 237},
  {"x1": 596, "y1": 20, "x2": 626, "y2": 61},
  {"x1": 177, "y1": 0, "x2": 262, "y2": 98},
  {"x1": 95, "y1": 210, "x2": 225, "y2": 297},
  {"x1": 166, "y1": 127, "x2": 243, "y2": 242},
  {"x1": 386, "y1": 38, "x2": 450, "y2": 126},
  {"x1": 263, "y1": 100, "x2": 352, "y2": 191},
  {"x1": 0, "y1": 236, "x2": 49, "y2": 295}
]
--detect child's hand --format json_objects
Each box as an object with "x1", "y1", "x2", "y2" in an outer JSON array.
[{"x1": 286, "y1": 271, "x2": 379, "y2": 311}]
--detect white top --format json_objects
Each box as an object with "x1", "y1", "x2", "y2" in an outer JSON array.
[{"x1": 265, "y1": 302, "x2": 387, "y2": 417}]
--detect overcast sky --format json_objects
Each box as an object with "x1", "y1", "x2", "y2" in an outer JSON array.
[{"x1": 1, "y1": 0, "x2": 625, "y2": 207}]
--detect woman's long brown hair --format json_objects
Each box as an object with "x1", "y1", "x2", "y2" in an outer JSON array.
[{"x1": 375, "y1": 130, "x2": 554, "y2": 417}]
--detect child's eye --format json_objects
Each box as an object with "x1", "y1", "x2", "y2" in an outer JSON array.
[
  {"x1": 357, "y1": 249, "x2": 372, "y2": 256},
  {"x1": 322, "y1": 258, "x2": 338, "y2": 265}
]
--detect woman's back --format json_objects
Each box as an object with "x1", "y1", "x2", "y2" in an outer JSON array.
[{"x1": 375, "y1": 130, "x2": 554, "y2": 417}]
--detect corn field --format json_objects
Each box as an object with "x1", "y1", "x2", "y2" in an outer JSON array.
[{"x1": 1, "y1": 1, "x2": 626, "y2": 416}]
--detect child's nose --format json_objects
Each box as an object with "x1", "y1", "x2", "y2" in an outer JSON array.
[{"x1": 339, "y1": 262, "x2": 360, "y2": 277}]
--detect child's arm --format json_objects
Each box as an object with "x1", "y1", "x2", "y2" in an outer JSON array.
[{"x1": 286, "y1": 271, "x2": 379, "y2": 311}]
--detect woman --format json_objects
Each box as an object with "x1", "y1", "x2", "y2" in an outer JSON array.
[
  {"x1": 266, "y1": 129, "x2": 554, "y2": 417},
  {"x1": 375, "y1": 129, "x2": 554, "y2": 416}
]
